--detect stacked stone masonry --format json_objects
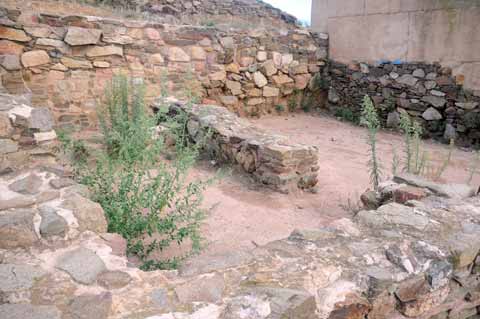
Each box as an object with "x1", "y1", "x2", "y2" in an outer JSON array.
[
  {"x1": 162, "y1": 99, "x2": 319, "y2": 192},
  {"x1": 0, "y1": 6, "x2": 328, "y2": 130},
  {"x1": 327, "y1": 61, "x2": 480, "y2": 147},
  {"x1": 1, "y1": 139, "x2": 480, "y2": 318}
]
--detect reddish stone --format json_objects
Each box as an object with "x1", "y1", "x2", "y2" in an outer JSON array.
[
  {"x1": 329, "y1": 296, "x2": 371, "y2": 319},
  {"x1": 0, "y1": 40, "x2": 24, "y2": 55},
  {"x1": 393, "y1": 185, "x2": 428, "y2": 204}
]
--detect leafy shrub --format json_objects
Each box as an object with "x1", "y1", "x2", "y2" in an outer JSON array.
[
  {"x1": 275, "y1": 104, "x2": 285, "y2": 113},
  {"x1": 77, "y1": 75, "x2": 211, "y2": 270},
  {"x1": 334, "y1": 107, "x2": 359, "y2": 124}
]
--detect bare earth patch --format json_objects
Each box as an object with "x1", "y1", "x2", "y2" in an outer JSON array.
[{"x1": 190, "y1": 113, "x2": 480, "y2": 257}]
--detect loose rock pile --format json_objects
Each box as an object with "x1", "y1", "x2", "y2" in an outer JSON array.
[{"x1": 328, "y1": 61, "x2": 480, "y2": 147}]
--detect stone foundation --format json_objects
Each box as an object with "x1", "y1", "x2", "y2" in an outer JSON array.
[
  {"x1": 327, "y1": 61, "x2": 480, "y2": 147},
  {"x1": 161, "y1": 99, "x2": 319, "y2": 193}
]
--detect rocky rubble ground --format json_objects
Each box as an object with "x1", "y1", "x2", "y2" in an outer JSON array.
[{"x1": 1, "y1": 136, "x2": 479, "y2": 318}]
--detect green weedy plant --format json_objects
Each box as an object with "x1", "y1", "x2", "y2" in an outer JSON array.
[
  {"x1": 79, "y1": 75, "x2": 211, "y2": 271},
  {"x1": 360, "y1": 95, "x2": 382, "y2": 191},
  {"x1": 399, "y1": 112, "x2": 426, "y2": 174}
]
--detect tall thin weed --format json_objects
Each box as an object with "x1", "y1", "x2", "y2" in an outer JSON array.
[{"x1": 360, "y1": 95, "x2": 382, "y2": 191}]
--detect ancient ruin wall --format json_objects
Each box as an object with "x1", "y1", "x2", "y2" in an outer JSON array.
[
  {"x1": 0, "y1": 7, "x2": 328, "y2": 130},
  {"x1": 311, "y1": 0, "x2": 480, "y2": 92}
]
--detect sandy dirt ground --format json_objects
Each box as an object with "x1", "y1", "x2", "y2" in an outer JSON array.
[{"x1": 188, "y1": 113, "x2": 480, "y2": 258}]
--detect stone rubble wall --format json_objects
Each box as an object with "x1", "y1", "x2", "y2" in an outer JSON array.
[
  {"x1": 0, "y1": 93, "x2": 57, "y2": 162},
  {"x1": 0, "y1": 6, "x2": 328, "y2": 130},
  {"x1": 139, "y1": 0, "x2": 300, "y2": 30},
  {"x1": 327, "y1": 61, "x2": 480, "y2": 147},
  {"x1": 1, "y1": 140, "x2": 479, "y2": 319},
  {"x1": 162, "y1": 99, "x2": 319, "y2": 192}
]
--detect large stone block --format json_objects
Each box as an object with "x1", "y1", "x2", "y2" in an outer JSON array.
[{"x1": 64, "y1": 27, "x2": 102, "y2": 46}]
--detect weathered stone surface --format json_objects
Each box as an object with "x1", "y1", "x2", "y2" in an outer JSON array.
[
  {"x1": 0, "y1": 209, "x2": 37, "y2": 249},
  {"x1": 357, "y1": 202, "x2": 430, "y2": 230},
  {"x1": 21, "y1": 50, "x2": 50, "y2": 67},
  {"x1": 174, "y1": 273, "x2": 225, "y2": 303},
  {"x1": 0, "y1": 26, "x2": 31, "y2": 42},
  {"x1": 49, "y1": 178, "x2": 76, "y2": 189},
  {"x1": 253, "y1": 71, "x2": 268, "y2": 87},
  {"x1": 0, "y1": 54, "x2": 21, "y2": 70},
  {"x1": 393, "y1": 185, "x2": 428, "y2": 204},
  {"x1": 56, "y1": 247, "x2": 106, "y2": 284},
  {"x1": 396, "y1": 74, "x2": 418, "y2": 86},
  {"x1": 61, "y1": 193, "x2": 108, "y2": 233},
  {"x1": 97, "y1": 271, "x2": 132, "y2": 290},
  {"x1": 394, "y1": 174, "x2": 477, "y2": 199},
  {"x1": 66, "y1": 292, "x2": 112, "y2": 319},
  {"x1": 39, "y1": 207, "x2": 68, "y2": 238},
  {"x1": 272, "y1": 73, "x2": 293, "y2": 85},
  {"x1": 263, "y1": 86, "x2": 279, "y2": 97},
  {"x1": 9, "y1": 174, "x2": 43, "y2": 194},
  {"x1": 167, "y1": 47, "x2": 190, "y2": 62},
  {"x1": 64, "y1": 27, "x2": 101, "y2": 46},
  {"x1": 0, "y1": 264, "x2": 46, "y2": 293},
  {"x1": 422, "y1": 107, "x2": 443, "y2": 121},
  {"x1": 220, "y1": 95, "x2": 238, "y2": 105},
  {"x1": 29, "y1": 107, "x2": 54, "y2": 132},
  {"x1": 261, "y1": 60, "x2": 277, "y2": 77},
  {"x1": 226, "y1": 80, "x2": 242, "y2": 95},
  {"x1": 0, "y1": 113, "x2": 13, "y2": 138},
  {"x1": 0, "y1": 304, "x2": 61, "y2": 319},
  {"x1": 422, "y1": 96, "x2": 447, "y2": 108},
  {"x1": 86, "y1": 45, "x2": 123, "y2": 57},
  {"x1": 61, "y1": 57, "x2": 92, "y2": 69}
]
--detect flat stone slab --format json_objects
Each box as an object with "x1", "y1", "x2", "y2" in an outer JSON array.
[
  {"x1": 56, "y1": 247, "x2": 106, "y2": 284},
  {"x1": 0, "y1": 264, "x2": 46, "y2": 293},
  {"x1": 8, "y1": 173, "x2": 43, "y2": 195}
]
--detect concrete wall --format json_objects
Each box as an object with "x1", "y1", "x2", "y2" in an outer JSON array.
[{"x1": 311, "y1": 0, "x2": 480, "y2": 91}]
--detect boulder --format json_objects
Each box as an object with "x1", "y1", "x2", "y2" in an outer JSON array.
[
  {"x1": 56, "y1": 247, "x2": 106, "y2": 284},
  {"x1": 263, "y1": 86, "x2": 280, "y2": 97},
  {"x1": 39, "y1": 206, "x2": 68, "y2": 238},
  {"x1": 64, "y1": 27, "x2": 102, "y2": 46},
  {"x1": 21, "y1": 50, "x2": 50, "y2": 67}
]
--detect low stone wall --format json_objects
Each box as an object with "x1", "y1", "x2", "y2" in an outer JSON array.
[
  {"x1": 162, "y1": 99, "x2": 319, "y2": 193},
  {"x1": 0, "y1": 6, "x2": 328, "y2": 130},
  {"x1": 1, "y1": 150, "x2": 479, "y2": 318},
  {"x1": 327, "y1": 61, "x2": 480, "y2": 147}
]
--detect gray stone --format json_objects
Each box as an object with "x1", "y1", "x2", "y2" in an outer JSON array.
[
  {"x1": 0, "y1": 54, "x2": 21, "y2": 71},
  {"x1": 56, "y1": 247, "x2": 106, "y2": 284},
  {"x1": 396, "y1": 74, "x2": 418, "y2": 86},
  {"x1": 424, "y1": 80, "x2": 437, "y2": 90},
  {"x1": 0, "y1": 138, "x2": 18, "y2": 154},
  {"x1": 29, "y1": 108, "x2": 54, "y2": 132},
  {"x1": 412, "y1": 69, "x2": 425, "y2": 78},
  {"x1": 64, "y1": 27, "x2": 102, "y2": 46},
  {"x1": 174, "y1": 273, "x2": 225, "y2": 303},
  {"x1": 222, "y1": 294, "x2": 271, "y2": 319},
  {"x1": 426, "y1": 261, "x2": 452, "y2": 289},
  {"x1": 426, "y1": 72, "x2": 437, "y2": 80},
  {"x1": 421, "y1": 96, "x2": 447, "y2": 108},
  {"x1": 328, "y1": 88, "x2": 340, "y2": 104},
  {"x1": 357, "y1": 203, "x2": 430, "y2": 230},
  {"x1": 9, "y1": 174, "x2": 43, "y2": 195},
  {"x1": 455, "y1": 102, "x2": 478, "y2": 110},
  {"x1": 443, "y1": 123, "x2": 457, "y2": 141},
  {"x1": 0, "y1": 264, "x2": 46, "y2": 292},
  {"x1": 253, "y1": 71, "x2": 268, "y2": 88},
  {"x1": 151, "y1": 288, "x2": 169, "y2": 308},
  {"x1": 61, "y1": 193, "x2": 107, "y2": 233},
  {"x1": 49, "y1": 178, "x2": 76, "y2": 189},
  {"x1": 386, "y1": 111, "x2": 400, "y2": 128},
  {"x1": 385, "y1": 244, "x2": 417, "y2": 274},
  {"x1": 0, "y1": 209, "x2": 37, "y2": 249},
  {"x1": 251, "y1": 287, "x2": 317, "y2": 319},
  {"x1": 0, "y1": 304, "x2": 61, "y2": 319},
  {"x1": 430, "y1": 90, "x2": 445, "y2": 97},
  {"x1": 66, "y1": 292, "x2": 112, "y2": 319},
  {"x1": 179, "y1": 250, "x2": 253, "y2": 276},
  {"x1": 422, "y1": 107, "x2": 442, "y2": 121},
  {"x1": 39, "y1": 208, "x2": 68, "y2": 238},
  {"x1": 97, "y1": 271, "x2": 132, "y2": 290},
  {"x1": 361, "y1": 190, "x2": 380, "y2": 210}
]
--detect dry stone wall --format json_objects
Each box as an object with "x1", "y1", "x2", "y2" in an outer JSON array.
[
  {"x1": 327, "y1": 61, "x2": 480, "y2": 147},
  {"x1": 0, "y1": 6, "x2": 328, "y2": 130},
  {"x1": 161, "y1": 99, "x2": 319, "y2": 193}
]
